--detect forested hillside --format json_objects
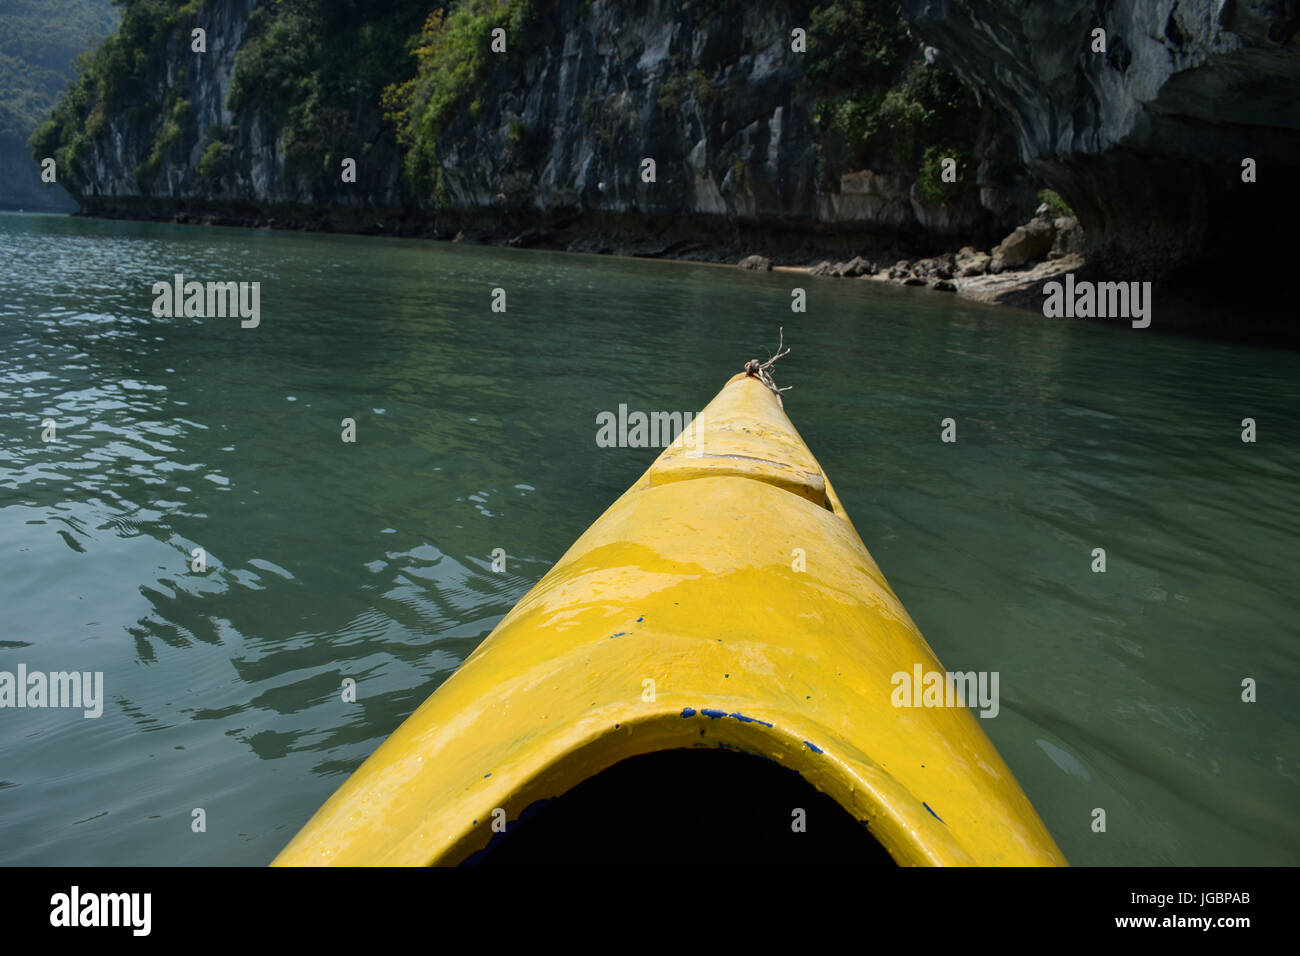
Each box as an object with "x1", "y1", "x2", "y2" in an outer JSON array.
[{"x1": 0, "y1": 0, "x2": 117, "y2": 209}]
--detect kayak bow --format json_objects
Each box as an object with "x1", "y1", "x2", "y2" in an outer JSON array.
[{"x1": 274, "y1": 370, "x2": 1066, "y2": 866}]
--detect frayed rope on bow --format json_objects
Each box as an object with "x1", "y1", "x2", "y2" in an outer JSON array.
[{"x1": 744, "y1": 326, "x2": 792, "y2": 396}]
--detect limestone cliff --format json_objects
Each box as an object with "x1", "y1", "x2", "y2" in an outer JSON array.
[
  {"x1": 35, "y1": 0, "x2": 1299, "y2": 290},
  {"x1": 36, "y1": 0, "x2": 1030, "y2": 256}
]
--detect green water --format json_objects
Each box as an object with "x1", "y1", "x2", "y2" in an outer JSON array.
[{"x1": 1, "y1": 212, "x2": 1297, "y2": 865}]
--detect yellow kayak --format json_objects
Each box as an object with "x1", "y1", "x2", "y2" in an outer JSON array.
[{"x1": 274, "y1": 368, "x2": 1066, "y2": 866}]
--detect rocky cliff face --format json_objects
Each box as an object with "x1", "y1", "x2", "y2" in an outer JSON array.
[
  {"x1": 59, "y1": 0, "x2": 1031, "y2": 256},
  {"x1": 78, "y1": 0, "x2": 253, "y2": 203},
  {"x1": 898, "y1": 0, "x2": 1300, "y2": 279},
  {"x1": 71, "y1": 0, "x2": 411, "y2": 220},
  {"x1": 53, "y1": 0, "x2": 1297, "y2": 285},
  {"x1": 435, "y1": 0, "x2": 1021, "y2": 250}
]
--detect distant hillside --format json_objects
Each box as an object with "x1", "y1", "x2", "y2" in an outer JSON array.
[{"x1": 0, "y1": 0, "x2": 118, "y2": 210}]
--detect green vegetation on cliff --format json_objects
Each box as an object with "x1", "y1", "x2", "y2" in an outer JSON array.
[
  {"x1": 29, "y1": 0, "x2": 202, "y2": 191},
  {"x1": 31, "y1": 0, "x2": 427, "y2": 195},
  {"x1": 804, "y1": 0, "x2": 979, "y2": 197},
  {"x1": 1036, "y1": 188, "x2": 1075, "y2": 219},
  {"x1": 382, "y1": 0, "x2": 534, "y2": 202},
  {"x1": 226, "y1": 0, "x2": 428, "y2": 187},
  {"x1": 29, "y1": 0, "x2": 991, "y2": 219},
  {"x1": 381, "y1": 0, "x2": 981, "y2": 207}
]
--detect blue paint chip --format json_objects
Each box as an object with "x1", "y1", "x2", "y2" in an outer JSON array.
[
  {"x1": 804, "y1": 741, "x2": 824, "y2": 753},
  {"x1": 681, "y1": 707, "x2": 775, "y2": 728},
  {"x1": 484, "y1": 773, "x2": 492, "y2": 778},
  {"x1": 609, "y1": 632, "x2": 628, "y2": 638},
  {"x1": 922, "y1": 802, "x2": 945, "y2": 823},
  {"x1": 636, "y1": 616, "x2": 644, "y2": 622}
]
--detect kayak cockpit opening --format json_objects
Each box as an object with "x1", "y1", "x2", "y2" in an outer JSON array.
[{"x1": 461, "y1": 747, "x2": 896, "y2": 867}]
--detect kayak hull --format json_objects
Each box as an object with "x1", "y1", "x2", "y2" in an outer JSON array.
[{"x1": 274, "y1": 373, "x2": 1066, "y2": 866}]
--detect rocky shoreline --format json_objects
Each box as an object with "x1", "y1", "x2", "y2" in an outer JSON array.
[
  {"x1": 81, "y1": 195, "x2": 1085, "y2": 314},
  {"x1": 67, "y1": 199, "x2": 1298, "y2": 343},
  {"x1": 739, "y1": 206, "x2": 1087, "y2": 310},
  {"x1": 73, "y1": 195, "x2": 1062, "y2": 309}
]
